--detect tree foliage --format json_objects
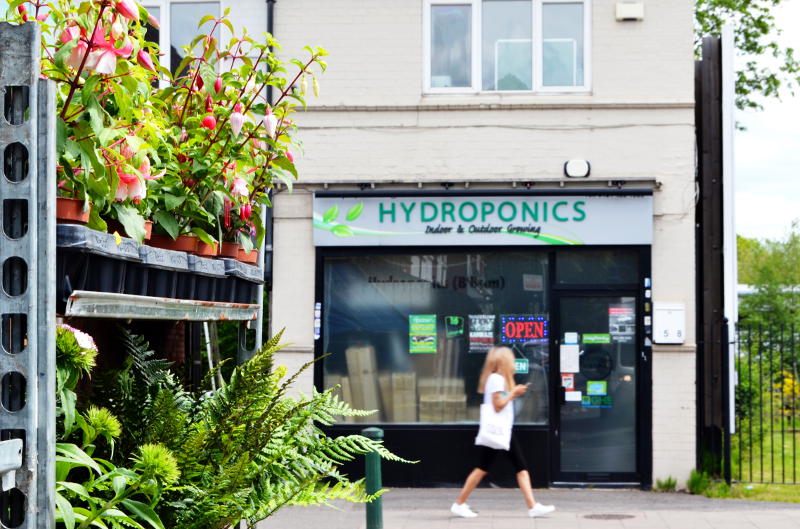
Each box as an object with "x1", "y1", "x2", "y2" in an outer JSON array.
[
  {"x1": 695, "y1": 0, "x2": 800, "y2": 110},
  {"x1": 737, "y1": 222, "x2": 800, "y2": 326}
]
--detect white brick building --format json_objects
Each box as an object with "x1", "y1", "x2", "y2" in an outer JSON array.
[{"x1": 162, "y1": 0, "x2": 697, "y2": 488}]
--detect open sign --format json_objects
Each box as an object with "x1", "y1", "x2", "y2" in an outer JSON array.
[{"x1": 500, "y1": 315, "x2": 548, "y2": 343}]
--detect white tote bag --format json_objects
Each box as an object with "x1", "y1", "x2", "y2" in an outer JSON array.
[{"x1": 474, "y1": 403, "x2": 512, "y2": 451}]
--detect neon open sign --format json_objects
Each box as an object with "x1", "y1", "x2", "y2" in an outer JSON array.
[{"x1": 501, "y1": 315, "x2": 548, "y2": 343}]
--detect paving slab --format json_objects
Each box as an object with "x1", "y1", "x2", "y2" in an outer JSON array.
[{"x1": 257, "y1": 488, "x2": 800, "y2": 529}]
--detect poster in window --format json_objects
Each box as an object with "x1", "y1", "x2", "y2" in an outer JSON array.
[
  {"x1": 468, "y1": 314, "x2": 495, "y2": 353},
  {"x1": 609, "y1": 304, "x2": 635, "y2": 344},
  {"x1": 409, "y1": 314, "x2": 437, "y2": 353}
]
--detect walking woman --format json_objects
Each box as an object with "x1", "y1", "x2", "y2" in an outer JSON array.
[{"x1": 450, "y1": 346, "x2": 556, "y2": 518}]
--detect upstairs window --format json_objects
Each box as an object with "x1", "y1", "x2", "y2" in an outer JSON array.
[{"x1": 424, "y1": 0, "x2": 590, "y2": 93}]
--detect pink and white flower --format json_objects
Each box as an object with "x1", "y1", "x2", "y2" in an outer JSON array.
[
  {"x1": 230, "y1": 103, "x2": 244, "y2": 136},
  {"x1": 263, "y1": 110, "x2": 278, "y2": 138},
  {"x1": 116, "y1": 0, "x2": 140, "y2": 22},
  {"x1": 231, "y1": 177, "x2": 249, "y2": 198}
]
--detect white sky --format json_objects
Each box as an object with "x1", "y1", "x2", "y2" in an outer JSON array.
[{"x1": 734, "y1": 2, "x2": 800, "y2": 241}]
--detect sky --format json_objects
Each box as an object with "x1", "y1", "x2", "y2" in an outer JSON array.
[{"x1": 734, "y1": 2, "x2": 800, "y2": 242}]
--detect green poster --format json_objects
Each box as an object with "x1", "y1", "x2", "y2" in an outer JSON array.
[
  {"x1": 409, "y1": 314, "x2": 437, "y2": 353},
  {"x1": 583, "y1": 333, "x2": 611, "y2": 344}
]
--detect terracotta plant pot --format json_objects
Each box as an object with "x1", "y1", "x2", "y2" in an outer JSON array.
[
  {"x1": 195, "y1": 241, "x2": 219, "y2": 257},
  {"x1": 219, "y1": 242, "x2": 241, "y2": 259},
  {"x1": 106, "y1": 220, "x2": 153, "y2": 240},
  {"x1": 56, "y1": 197, "x2": 90, "y2": 224},
  {"x1": 148, "y1": 234, "x2": 199, "y2": 253},
  {"x1": 238, "y1": 248, "x2": 258, "y2": 264}
]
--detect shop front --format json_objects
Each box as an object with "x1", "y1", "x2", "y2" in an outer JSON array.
[{"x1": 313, "y1": 190, "x2": 654, "y2": 487}]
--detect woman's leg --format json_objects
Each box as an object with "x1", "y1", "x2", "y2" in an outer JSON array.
[
  {"x1": 456, "y1": 468, "x2": 487, "y2": 504},
  {"x1": 516, "y1": 470, "x2": 536, "y2": 509}
]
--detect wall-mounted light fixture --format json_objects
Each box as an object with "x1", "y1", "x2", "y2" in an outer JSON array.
[
  {"x1": 564, "y1": 159, "x2": 591, "y2": 178},
  {"x1": 616, "y1": 2, "x2": 644, "y2": 21}
]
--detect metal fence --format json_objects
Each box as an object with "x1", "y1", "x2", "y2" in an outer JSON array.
[{"x1": 734, "y1": 323, "x2": 799, "y2": 484}]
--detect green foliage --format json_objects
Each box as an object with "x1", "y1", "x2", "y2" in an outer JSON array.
[
  {"x1": 695, "y1": 0, "x2": 800, "y2": 111},
  {"x1": 89, "y1": 329, "x2": 408, "y2": 529},
  {"x1": 687, "y1": 469, "x2": 712, "y2": 495},
  {"x1": 737, "y1": 224, "x2": 800, "y2": 328},
  {"x1": 55, "y1": 325, "x2": 177, "y2": 529},
  {"x1": 654, "y1": 476, "x2": 677, "y2": 492}
]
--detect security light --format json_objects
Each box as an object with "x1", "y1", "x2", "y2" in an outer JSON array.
[{"x1": 564, "y1": 159, "x2": 591, "y2": 178}]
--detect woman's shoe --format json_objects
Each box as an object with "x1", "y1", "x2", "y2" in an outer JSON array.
[
  {"x1": 528, "y1": 503, "x2": 556, "y2": 517},
  {"x1": 451, "y1": 502, "x2": 478, "y2": 518}
]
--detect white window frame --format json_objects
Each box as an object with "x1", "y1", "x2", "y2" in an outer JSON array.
[
  {"x1": 140, "y1": 0, "x2": 224, "y2": 83},
  {"x1": 422, "y1": 0, "x2": 591, "y2": 94}
]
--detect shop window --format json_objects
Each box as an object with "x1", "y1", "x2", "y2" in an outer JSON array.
[
  {"x1": 556, "y1": 250, "x2": 639, "y2": 285},
  {"x1": 424, "y1": 0, "x2": 590, "y2": 93},
  {"x1": 322, "y1": 251, "x2": 550, "y2": 425}
]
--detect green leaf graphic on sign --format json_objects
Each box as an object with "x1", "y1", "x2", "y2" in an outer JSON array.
[
  {"x1": 346, "y1": 202, "x2": 364, "y2": 221},
  {"x1": 323, "y1": 205, "x2": 339, "y2": 223},
  {"x1": 331, "y1": 224, "x2": 354, "y2": 237}
]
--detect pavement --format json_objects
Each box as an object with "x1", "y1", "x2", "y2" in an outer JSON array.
[{"x1": 258, "y1": 488, "x2": 800, "y2": 529}]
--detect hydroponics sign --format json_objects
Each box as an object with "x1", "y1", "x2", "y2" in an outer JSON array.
[{"x1": 313, "y1": 195, "x2": 652, "y2": 246}]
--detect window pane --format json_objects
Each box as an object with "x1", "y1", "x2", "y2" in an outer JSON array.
[
  {"x1": 482, "y1": 0, "x2": 532, "y2": 91},
  {"x1": 144, "y1": 6, "x2": 160, "y2": 46},
  {"x1": 430, "y1": 5, "x2": 471, "y2": 88},
  {"x1": 322, "y1": 252, "x2": 550, "y2": 425},
  {"x1": 542, "y1": 2, "x2": 584, "y2": 86},
  {"x1": 556, "y1": 250, "x2": 638, "y2": 285},
  {"x1": 171, "y1": 2, "x2": 220, "y2": 77}
]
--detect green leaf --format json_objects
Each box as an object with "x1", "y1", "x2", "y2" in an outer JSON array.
[
  {"x1": 55, "y1": 491, "x2": 75, "y2": 529},
  {"x1": 238, "y1": 232, "x2": 254, "y2": 253},
  {"x1": 112, "y1": 204, "x2": 146, "y2": 244},
  {"x1": 111, "y1": 475, "x2": 127, "y2": 497},
  {"x1": 81, "y1": 76, "x2": 100, "y2": 107},
  {"x1": 85, "y1": 98, "x2": 105, "y2": 137},
  {"x1": 87, "y1": 208, "x2": 107, "y2": 233},
  {"x1": 61, "y1": 389, "x2": 77, "y2": 436},
  {"x1": 163, "y1": 193, "x2": 186, "y2": 211},
  {"x1": 120, "y1": 499, "x2": 165, "y2": 529},
  {"x1": 331, "y1": 225, "x2": 354, "y2": 237},
  {"x1": 197, "y1": 14, "x2": 216, "y2": 28},
  {"x1": 346, "y1": 202, "x2": 364, "y2": 221},
  {"x1": 57, "y1": 481, "x2": 91, "y2": 500},
  {"x1": 191, "y1": 226, "x2": 217, "y2": 246},
  {"x1": 153, "y1": 211, "x2": 179, "y2": 240},
  {"x1": 56, "y1": 443, "x2": 102, "y2": 475},
  {"x1": 323, "y1": 205, "x2": 338, "y2": 224}
]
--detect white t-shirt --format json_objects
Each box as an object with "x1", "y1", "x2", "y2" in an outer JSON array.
[{"x1": 483, "y1": 373, "x2": 515, "y2": 429}]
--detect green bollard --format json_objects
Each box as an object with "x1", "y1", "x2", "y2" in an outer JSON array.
[{"x1": 362, "y1": 427, "x2": 384, "y2": 529}]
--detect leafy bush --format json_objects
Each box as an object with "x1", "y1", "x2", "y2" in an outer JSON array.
[
  {"x1": 687, "y1": 469, "x2": 711, "y2": 495},
  {"x1": 654, "y1": 476, "x2": 677, "y2": 492}
]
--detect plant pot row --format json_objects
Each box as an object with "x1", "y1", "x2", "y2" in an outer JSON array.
[
  {"x1": 56, "y1": 224, "x2": 264, "y2": 314},
  {"x1": 56, "y1": 197, "x2": 258, "y2": 264}
]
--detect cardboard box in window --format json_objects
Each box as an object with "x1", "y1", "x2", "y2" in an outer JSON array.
[{"x1": 345, "y1": 345, "x2": 382, "y2": 423}]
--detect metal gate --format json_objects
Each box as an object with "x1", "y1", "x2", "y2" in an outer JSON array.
[{"x1": 734, "y1": 323, "x2": 800, "y2": 484}]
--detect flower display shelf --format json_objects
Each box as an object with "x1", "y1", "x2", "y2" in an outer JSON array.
[{"x1": 57, "y1": 225, "x2": 263, "y2": 318}]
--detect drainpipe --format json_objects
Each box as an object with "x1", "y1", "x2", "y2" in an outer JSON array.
[{"x1": 266, "y1": 0, "x2": 276, "y2": 105}]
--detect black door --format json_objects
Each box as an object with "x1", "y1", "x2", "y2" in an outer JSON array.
[{"x1": 552, "y1": 293, "x2": 644, "y2": 484}]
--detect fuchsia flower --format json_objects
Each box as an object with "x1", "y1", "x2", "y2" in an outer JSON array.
[
  {"x1": 285, "y1": 150, "x2": 294, "y2": 163},
  {"x1": 231, "y1": 177, "x2": 248, "y2": 198},
  {"x1": 137, "y1": 49, "x2": 156, "y2": 72},
  {"x1": 36, "y1": 12, "x2": 48, "y2": 22},
  {"x1": 240, "y1": 203, "x2": 252, "y2": 221},
  {"x1": 111, "y1": 20, "x2": 125, "y2": 40},
  {"x1": 263, "y1": 109, "x2": 278, "y2": 138},
  {"x1": 147, "y1": 12, "x2": 160, "y2": 29},
  {"x1": 201, "y1": 114, "x2": 217, "y2": 130},
  {"x1": 214, "y1": 76, "x2": 222, "y2": 94},
  {"x1": 116, "y1": 0, "x2": 139, "y2": 22},
  {"x1": 115, "y1": 167, "x2": 145, "y2": 202},
  {"x1": 139, "y1": 157, "x2": 164, "y2": 180},
  {"x1": 85, "y1": 25, "x2": 133, "y2": 75},
  {"x1": 66, "y1": 40, "x2": 88, "y2": 69},
  {"x1": 230, "y1": 103, "x2": 244, "y2": 136},
  {"x1": 60, "y1": 25, "x2": 80, "y2": 44}
]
